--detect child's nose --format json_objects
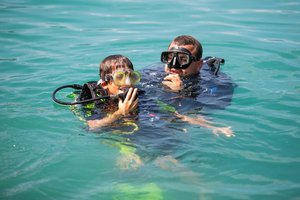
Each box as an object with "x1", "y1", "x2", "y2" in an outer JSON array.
[{"x1": 124, "y1": 76, "x2": 132, "y2": 86}]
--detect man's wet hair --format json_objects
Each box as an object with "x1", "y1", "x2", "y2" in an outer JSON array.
[{"x1": 169, "y1": 35, "x2": 203, "y2": 59}]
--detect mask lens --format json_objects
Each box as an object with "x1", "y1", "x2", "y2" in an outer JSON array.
[
  {"x1": 112, "y1": 71, "x2": 140, "y2": 86},
  {"x1": 113, "y1": 71, "x2": 126, "y2": 86},
  {"x1": 161, "y1": 52, "x2": 175, "y2": 64},
  {"x1": 161, "y1": 50, "x2": 193, "y2": 69},
  {"x1": 129, "y1": 71, "x2": 141, "y2": 85},
  {"x1": 177, "y1": 53, "x2": 189, "y2": 65}
]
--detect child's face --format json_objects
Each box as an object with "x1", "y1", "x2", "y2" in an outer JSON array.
[{"x1": 105, "y1": 68, "x2": 140, "y2": 95}]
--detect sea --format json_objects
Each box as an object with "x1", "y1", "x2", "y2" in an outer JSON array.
[{"x1": 1, "y1": 0, "x2": 300, "y2": 199}]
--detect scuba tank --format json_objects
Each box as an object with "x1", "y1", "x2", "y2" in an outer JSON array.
[{"x1": 203, "y1": 56, "x2": 225, "y2": 75}]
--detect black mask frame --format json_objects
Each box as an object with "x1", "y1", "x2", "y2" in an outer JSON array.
[{"x1": 161, "y1": 46, "x2": 200, "y2": 69}]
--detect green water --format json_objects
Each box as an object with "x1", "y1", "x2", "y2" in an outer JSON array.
[{"x1": 1, "y1": 0, "x2": 300, "y2": 199}]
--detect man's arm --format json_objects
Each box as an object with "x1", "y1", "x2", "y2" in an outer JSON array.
[
  {"x1": 156, "y1": 100, "x2": 234, "y2": 137},
  {"x1": 174, "y1": 112, "x2": 234, "y2": 137}
]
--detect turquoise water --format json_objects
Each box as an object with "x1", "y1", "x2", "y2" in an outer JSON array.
[{"x1": 1, "y1": 0, "x2": 300, "y2": 199}]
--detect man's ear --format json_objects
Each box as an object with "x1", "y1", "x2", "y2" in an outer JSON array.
[{"x1": 197, "y1": 59, "x2": 203, "y2": 71}]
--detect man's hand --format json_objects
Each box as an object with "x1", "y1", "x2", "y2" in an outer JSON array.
[
  {"x1": 117, "y1": 88, "x2": 138, "y2": 116},
  {"x1": 175, "y1": 112, "x2": 235, "y2": 137},
  {"x1": 212, "y1": 127, "x2": 234, "y2": 137},
  {"x1": 162, "y1": 74, "x2": 183, "y2": 92}
]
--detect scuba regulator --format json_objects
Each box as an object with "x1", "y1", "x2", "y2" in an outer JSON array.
[{"x1": 52, "y1": 82, "x2": 140, "y2": 106}]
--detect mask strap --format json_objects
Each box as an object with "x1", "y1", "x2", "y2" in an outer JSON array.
[{"x1": 98, "y1": 79, "x2": 108, "y2": 87}]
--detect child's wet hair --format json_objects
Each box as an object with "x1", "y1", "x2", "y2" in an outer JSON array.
[{"x1": 99, "y1": 55, "x2": 134, "y2": 81}]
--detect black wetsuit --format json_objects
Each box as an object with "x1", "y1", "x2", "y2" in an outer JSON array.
[
  {"x1": 122, "y1": 62, "x2": 236, "y2": 158},
  {"x1": 76, "y1": 63, "x2": 235, "y2": 158},
  {"x1": 139, "y1": 62, "x2": 235, "y2": 114}
]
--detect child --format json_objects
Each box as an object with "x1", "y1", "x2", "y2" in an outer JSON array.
[{"x1": 86, "y1": 55, "x2": 141, "y2": 130}]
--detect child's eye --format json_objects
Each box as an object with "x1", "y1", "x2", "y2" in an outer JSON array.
[{"x1": 115, "y1": 74, "x2": 124, "y2": 80}]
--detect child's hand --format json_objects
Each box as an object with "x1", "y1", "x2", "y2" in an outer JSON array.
[
  {"x1": 162, "y1": 74, "x2": 183, "y2": 92},
  {"x1": 117, "y1": 88, "x2": 138, "y2": 116}
]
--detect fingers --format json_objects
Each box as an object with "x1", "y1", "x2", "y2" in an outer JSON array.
[
  {"x1": 164, "y1": 73, "x2": 180, "y2": 81},
  {"x1": 221, "y1": 127, "x2": 234, "y2": 137},
  {"x1": 213, "y1": 127, "x2": 235, "y2": 137},
  {"x1": 130, "y1": 88, "x2": 138, "y2": 103},
  {"x1": 124, "y1": 88, "x2": 138, "y2": 103},
  {"x1": 119, "y1": 88, "x2": 138, "y2": 114},
  {"x1": 217, "y1": 126, "x2": 235, "y2": 137},
  {"x1": 225, "y1": 127, "x2": 235, "y2": 137},
  {"x1": 162, "y1": 80, "x2": 180, "y2": 91},
  {"x1": 212, "y1": 129, "x2": 219, "y2": 137},
  {"x1": 162, "y1": 74, "x2": 183, "y2": 92},
  {"x1": 163, "y1": 75, "x2": 181, "y2": 85},
  {"x1": 132, "y1": 97, "x2": 139, "y2": 109},
  {"x1": 163, "y1": 76, "x2": 172, "y2": 81},
  {"x1": 124, "y1": 88, "x2": 133, "y2": 102},
  {"x1": 162, "y1": 80, "x2": 172, "y2": 88},
  {"x1": 130, "y1": 89, "x2": 139, "y2": 110}
]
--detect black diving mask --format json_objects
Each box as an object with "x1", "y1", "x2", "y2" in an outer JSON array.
[{"x1": 161, "y1": 47, "x2": 200, "y2": 69}]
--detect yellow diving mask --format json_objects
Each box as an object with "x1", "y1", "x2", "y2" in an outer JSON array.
[{"x1": 110, "y1": 70, "x2": 141, "y2": 87}]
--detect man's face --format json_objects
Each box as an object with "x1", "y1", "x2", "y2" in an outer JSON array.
[{"x1": 164, "y1": 43, "x2": 203, "y2": 76}]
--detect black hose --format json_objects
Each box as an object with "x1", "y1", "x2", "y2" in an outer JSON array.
[{"x1": 52, "y1": 84, "x2": 114, "y2": 106}]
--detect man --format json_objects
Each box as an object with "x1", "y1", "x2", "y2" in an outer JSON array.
[
  {"x1": 157, "y1": 35, "x2": 234, "y2": 137},
  {"x1": 161, "y1": 35, "x2": 204, "y2": 92}
]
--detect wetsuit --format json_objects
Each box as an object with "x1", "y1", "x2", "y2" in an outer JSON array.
[{"x1": 139, "y1": 62, "x2": 235, "y2": 114}]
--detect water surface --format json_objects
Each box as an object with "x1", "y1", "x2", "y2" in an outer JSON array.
[{"x1": 1, "y1": 0, "x2": 300, "y2": 199}]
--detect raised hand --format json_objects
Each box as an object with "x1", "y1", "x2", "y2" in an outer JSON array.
[
  {"x1": 162, "y1": 74, "x2": 183, "y2": 92},
  {"x1": 117, "y1": 88, "x2": 138, "y2": 116}
]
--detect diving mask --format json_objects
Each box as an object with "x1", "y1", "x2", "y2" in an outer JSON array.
[
  {"x1": 161, "y1": 46, "x2": 200, "y2": 69},
  {"x1": 106, "y1": 70, "x2": 141, "y2": 87}
]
